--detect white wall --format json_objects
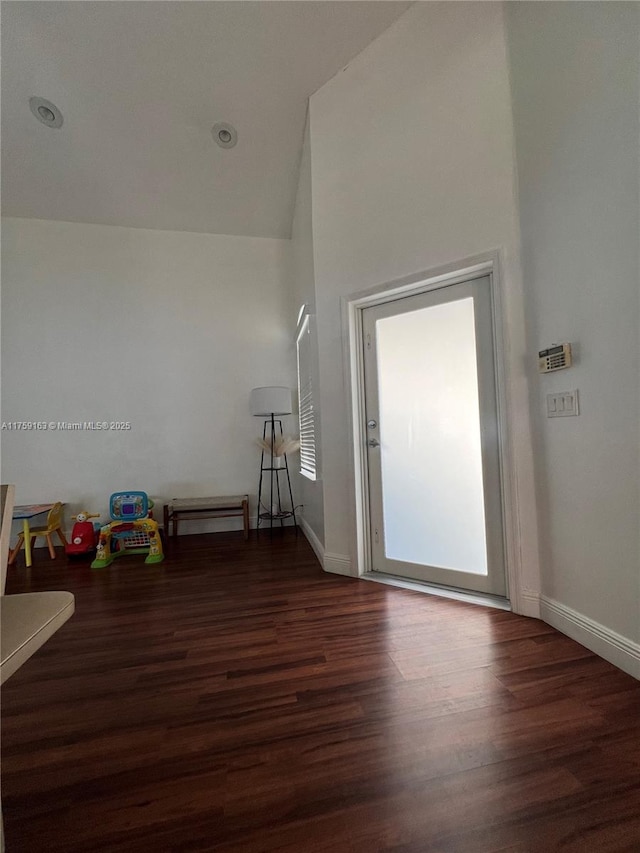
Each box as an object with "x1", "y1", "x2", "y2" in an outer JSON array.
[
  {"x1": 308, "y1": 2, "x2": 541, "y2": 609},
  {"x1": 506, "y1": 3, "x2": 640, "y2": 649},
  {"x1": 289, "y1": 118, "x2": 325, "y2": 550},
  {"x1": 1, "y1": 217, "x2": 296, "y2": 535}
]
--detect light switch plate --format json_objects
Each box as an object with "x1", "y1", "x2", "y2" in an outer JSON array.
[{"x1": 547, "y1": 390, "x2": 579, "y2": 417}]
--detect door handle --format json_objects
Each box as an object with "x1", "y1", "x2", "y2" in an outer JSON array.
[{"x1": 367, "y1": 438, "x2": 380, "y2": 448}]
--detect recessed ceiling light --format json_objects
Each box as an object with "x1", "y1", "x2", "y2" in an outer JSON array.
[
  {"x1": 211, "y1": 122, "x2": 237, "y2": 149},
  {"x1": 29, "y1": 96, "x2": 63, "y2": 129}
]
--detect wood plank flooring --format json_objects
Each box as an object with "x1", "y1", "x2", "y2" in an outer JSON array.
[{"x1": 2, "y1": 531, "x2": 639, "y2": 852}]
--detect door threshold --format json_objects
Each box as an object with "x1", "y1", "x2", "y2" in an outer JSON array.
[{"x1": 361, "y1": 572, "x2": 511, "y2": 611}]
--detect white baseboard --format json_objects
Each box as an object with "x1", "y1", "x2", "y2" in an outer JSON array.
[
  {"x1": 166, "y1": 514, "x2": 297, "y2": 536},
  {"x1": 517, "y1": 588, "x2": 542, "y2": 619},
  {"x1": 540, "y1": 595, "x2": 640, "y2": 680},
  {"x1": 323, "y1": 552, "x2": 353, "y2": 577},
  {"x1": 298, "y1": 516, "x2": 324, "y2": 567},
  {"x1": 163, "y1": 517, "x2": 253, "y2": 536}
]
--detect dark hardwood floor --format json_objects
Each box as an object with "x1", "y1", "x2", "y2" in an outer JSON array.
[{"x1": 2, "y1": 531, "x2": 639, "y2": 852}]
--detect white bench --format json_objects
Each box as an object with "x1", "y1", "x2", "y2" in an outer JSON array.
[{"x1": 163, "y1": 495, "x2": 249, "y2": 540}]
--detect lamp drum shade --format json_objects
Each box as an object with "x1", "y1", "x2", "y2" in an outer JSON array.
[{"x1": 250, "y1": 386, "x2": 292, "y2": 416}]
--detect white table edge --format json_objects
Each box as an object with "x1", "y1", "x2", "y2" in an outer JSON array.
[{"x1": 1, "y1": 591, "x2": 75, "y2": 684}]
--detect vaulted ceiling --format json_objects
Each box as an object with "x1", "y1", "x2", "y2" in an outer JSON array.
[{"x1": 1, "y1": 1, "x2": 411, "y2": 238}]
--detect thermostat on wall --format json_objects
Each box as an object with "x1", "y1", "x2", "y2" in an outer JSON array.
[{"x1": 539, "y1": 343, "x2": 572, "y2": 373}]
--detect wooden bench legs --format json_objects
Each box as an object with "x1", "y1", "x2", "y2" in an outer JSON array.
[{"x1": 163, "y1": 496, "x2": 250, "y2": 541}]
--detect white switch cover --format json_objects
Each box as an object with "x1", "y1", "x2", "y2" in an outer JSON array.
[{"x1": 547, "y1": 390, "x2": 579, "y2": 417}]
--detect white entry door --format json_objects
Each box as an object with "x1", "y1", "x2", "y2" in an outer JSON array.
[{"x1": 362, "y1": 275, "x2": 506, "y2": 597}]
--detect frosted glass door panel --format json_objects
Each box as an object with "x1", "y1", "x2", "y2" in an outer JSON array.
[{"x1": 376, "y1": 297, "x2": 488, "y2": 574}]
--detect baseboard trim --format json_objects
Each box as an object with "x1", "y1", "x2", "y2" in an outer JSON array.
[
  {"x1": 540, "y1": 595, "x2": 639, "y2": 680},
  {"x1": 161, "y1": 516, "x2": 258, "y2": 536},
  {"x1": 164, "y1": 514, "x2": 296, "y2": 536},
  {"x1": 323, "y1": 552, "x2": 353, "y2": 577},
  {"x1": 518, "y1": 588, "x2": 542, "y2": 619},
  {"x1": 298, "y1": 517, "x2": 324, "y2": 568}
]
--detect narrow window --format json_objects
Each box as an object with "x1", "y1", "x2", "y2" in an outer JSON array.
[{"x1": 296, "y1": 313, "x2": 317, "y2": 481}]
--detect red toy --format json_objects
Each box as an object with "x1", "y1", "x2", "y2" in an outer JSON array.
[{"x1": 65, "y1": 510, "x2": 100, "y2": 557}]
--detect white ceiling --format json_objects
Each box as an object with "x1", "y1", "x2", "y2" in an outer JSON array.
[{"x1": 1, "y1": 1, "x2": 411, "y2": 238}]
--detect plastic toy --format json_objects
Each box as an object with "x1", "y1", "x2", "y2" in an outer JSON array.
[
  {"x1": 65, "y1": 510, "x2": 100, "y2": 557},
  {"x1": 91, "y1": 491, "x2": 164, "y2": 569}
]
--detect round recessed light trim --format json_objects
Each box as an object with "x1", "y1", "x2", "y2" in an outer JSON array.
[
  {"x1": 211, "y1": 122, "x2": 237, "y2": 149},
  {"x1": 29, "y1": 96, "x2": 64, "y2": 129}
]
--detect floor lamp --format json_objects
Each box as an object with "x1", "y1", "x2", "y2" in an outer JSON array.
[{"x1": 250, "y1": 386, "x2": 297, "y2": 535}]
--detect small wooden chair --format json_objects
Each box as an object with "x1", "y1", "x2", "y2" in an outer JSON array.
[{"x1": 9, "y1": 502, "x2": 68, "y2": 565}]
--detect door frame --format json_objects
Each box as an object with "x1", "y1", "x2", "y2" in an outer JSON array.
[{"x1": 342, "y1": 251, "x2": 522, "y2": 610}]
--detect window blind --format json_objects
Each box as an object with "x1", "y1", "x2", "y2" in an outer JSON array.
[{"x1": 296, "y1": 314, "x2": 317, "y2": 481}]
